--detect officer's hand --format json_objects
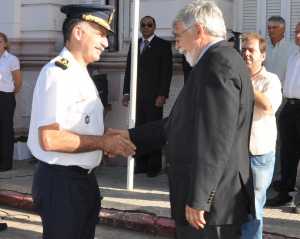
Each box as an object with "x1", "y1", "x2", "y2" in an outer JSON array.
[
  {"x1": 122, "y1": 95, "x2": 130, "y2": 107},
  {"x1": 105, "y1": 128, "x2": 130, "y2": 140},
  {"x1": 102, "y1": 131, "x2": 135, "y2": 158},
  {"x1": 185, "y1": 205, "x2": 206, "y2": 230}
]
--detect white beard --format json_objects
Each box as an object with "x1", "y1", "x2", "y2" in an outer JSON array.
[
  {"x1": 184, "y1": 52, "x2": 196, "y2": 66},
  {"x1": 178, "y1": 48, "x2": 196, "y2": 67}
]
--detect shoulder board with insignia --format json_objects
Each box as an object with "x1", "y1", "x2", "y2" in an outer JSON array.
[{"x1": 55, "y1": 58, "x2": 69, "y2": 70}]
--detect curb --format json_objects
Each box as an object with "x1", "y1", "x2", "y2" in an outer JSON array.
[
  {"x1": 0, "y1": 190, "x2": 298, "y2": 239},
  {"x1": 0, "y1": 190, "x2": 175, "y2": 237}
]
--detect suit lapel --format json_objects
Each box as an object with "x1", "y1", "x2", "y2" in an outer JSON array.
[
  {"x1": 148, "y1": 35, "x2": 157, "y2": 51},
  {"x1": 138, "y1": 38, "x2": 142, "y2": 55}
]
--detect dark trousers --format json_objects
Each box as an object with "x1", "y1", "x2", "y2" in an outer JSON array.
[
  {"x1": 176, "y1": 224, "x2": 241, "y2": 239},
  {"x1": 0, "y1": 92, "x2": 15, "y2": 170},
  {"x1": 279, "y1": 102, "x2": 300, "y2": 192},
  {"x1": 272, "y1": 98, "x2": 286, "y2": 183},
  {"x1": 135, "y1": 100, "x2": 163, "y2": 173},
  {"x1": 32, "y1": 161, "x2": 101, "y2": 239}
]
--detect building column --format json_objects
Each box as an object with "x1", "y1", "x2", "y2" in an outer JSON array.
[{"x1": 0, "y1": 0, "x2": 21, "y2": 38}]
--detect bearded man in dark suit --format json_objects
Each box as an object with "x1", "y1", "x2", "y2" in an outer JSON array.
[
  {"x1": 122, "y1": 15, "x2": 173, "y2": 177},
  {"x1": 110, "y1": 1, "x2": 255, "y2": 238}
]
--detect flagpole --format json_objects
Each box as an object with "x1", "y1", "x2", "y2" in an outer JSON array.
[{"x1": 127, "y1": 0, "x2": 140, "y2": 190}]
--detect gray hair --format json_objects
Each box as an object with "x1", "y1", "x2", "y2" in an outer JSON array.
[
  {"x1": 173, "y1": 0, "x2": 226, "y2": 38},
  {"x1": 267, "y1": 16, "x2": 286, "y2": 27}
]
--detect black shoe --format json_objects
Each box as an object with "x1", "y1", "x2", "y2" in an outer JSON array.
[
  {"x1": 134, "y1": 168, "x2": 146, "y2": 174},
  {"x1": 265, "y1": 194, "x2": 294, "y2": 207},
  {"x1": 0, "y1": 168, "x2": 11, "y2": 172},
  {"x1": 0, "y1": 223, "x2": 7, "y2": 231},
  {"x1": 272, "y1": 180, "x2": 282, "y2": 192},
  {"x1": 147, "y1": 170, "x2": 161, "y2": 178},
  {"x1": 272, "y1": 180, "x2": 298, "y2": 192},
  {"x1": 293, "y1": 205, "x2": 300, "y2": 214}
]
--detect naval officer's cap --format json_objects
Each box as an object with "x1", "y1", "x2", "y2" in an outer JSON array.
[{"x1": 61, "y1": 4, "x2": 115, "y2": 33}]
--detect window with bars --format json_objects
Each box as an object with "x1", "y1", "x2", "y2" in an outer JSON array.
[
  {"x1": 242, "y1": 0, "x2": 257, "y2": 32},
  {"x1": 290, "y1": 0, "x2": 300, "y2": 40},
  {"x1": 106, "y1": 0, "x2": 119, "y2": 51}
]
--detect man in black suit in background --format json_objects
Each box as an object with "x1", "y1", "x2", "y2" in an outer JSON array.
[
  {"x1": 110, "y1": 1, "x2": 255, "y2": 238},
  {"x1": 122, "y1": 16, "x2": 173, "y2": 177}
]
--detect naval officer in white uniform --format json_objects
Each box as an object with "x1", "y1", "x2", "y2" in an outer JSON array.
[{"x1": 28, "y1": 4, "x2": 135, "y2": 239}]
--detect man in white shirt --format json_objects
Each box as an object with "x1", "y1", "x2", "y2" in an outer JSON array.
[
  {"x1": 266, "y1": 22, "x2": 300, "y2": 210},
  {"x1": 265, "y1": 16, "x2": 295, "y2": 84},
  {"x1": 28, "y1": 4, "x2": 135, "y2": 239},
  {"x1": 241, "y1": 32, "x2": 282, "y2": 239},
  {"x1": 264, "y1": 16, "x2": 296, "y2": 192}
]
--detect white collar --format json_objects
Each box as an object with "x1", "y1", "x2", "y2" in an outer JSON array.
[
  {"x1": 60, "y1": 47, "x2": 87, "y2": 70},
  {"x1": 196, "y1": 39, "x2": 223, "y2": 64},
  {"x1": 268, "y1": 38, "x2": 286, "y2": 47},
  {"x1": 0, "y1": 50, "x2": 8, "y2": 59},
  {"x1": 142, "y1": 34, "x2": 155, "y2": 43}
]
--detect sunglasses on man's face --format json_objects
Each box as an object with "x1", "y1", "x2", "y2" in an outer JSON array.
[{"x1": 141, "y1": 23, "x2": 154, "y2": 28}]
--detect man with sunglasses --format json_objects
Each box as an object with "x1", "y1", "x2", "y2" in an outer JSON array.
[{"x1": 123, "y1": 15, "x2": 173, "y2": 177}]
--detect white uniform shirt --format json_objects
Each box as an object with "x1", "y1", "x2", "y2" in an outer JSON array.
[
  {"x1": 265, "y1": 38, "x2": 296, "y2": 84},
  {"x1": 282, "y1": 49, "x2": 300, "y2": 99},
  {"x1": 0, "y1": 50, "x2": 20, "y2": 92},
  {"x1": 250, "y1": 67, "x2": 282, "y2": 155},
  {"x1": 28, "y1": 48, "x2": 104, "y2": 169}
]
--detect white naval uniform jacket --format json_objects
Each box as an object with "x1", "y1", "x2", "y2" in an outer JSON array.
[{"x1": 28, "y1": 47, "x2": 104, "y2": 170}]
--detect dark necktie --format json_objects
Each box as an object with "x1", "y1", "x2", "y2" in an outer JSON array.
[{"x1": 142, "y1": 40, "x2": 149, "y2": 54}]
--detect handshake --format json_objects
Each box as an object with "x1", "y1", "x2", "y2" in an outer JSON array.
[{"x1": 101, "y1": 128, "x2": 136, "y2": 158}]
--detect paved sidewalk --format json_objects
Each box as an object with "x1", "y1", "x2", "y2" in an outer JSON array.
[{"x1": 0, "y1": 160, "x2": 300, "y2": 238}]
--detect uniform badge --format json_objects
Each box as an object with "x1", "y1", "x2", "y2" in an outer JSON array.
[
  {"x1": 85, "y1": 115, "x2": 90, "y2": 124},
  {"x1": 55, "y1": 57, "x2": 69, "y2": 70}
]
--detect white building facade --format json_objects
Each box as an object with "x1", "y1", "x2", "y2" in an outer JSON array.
[
  {"x1": 1, "y1": 0, "x2": 297, "y2": 136},
  {"x1": 236, "y1": 0, "x2": 300, "y2": 40}
]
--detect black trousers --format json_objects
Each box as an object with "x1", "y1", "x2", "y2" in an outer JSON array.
[
  {"x1": 135, "y1": 100, "x2": 163, "y2": 173},
  {"x1": 176, "y1": 224, "x2": 241, "y2": 239},
  {"x1": 279, "y1": 102, "x2": 300, "y2": 192},
  {"x1": 0, "y1": 92, "x2": 15, "y2": 170},
  {"x1": 32, "y1": 161, "x2": 101, "y2": 239}
]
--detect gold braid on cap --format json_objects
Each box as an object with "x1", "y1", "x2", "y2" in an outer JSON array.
[
  {"x1": 82, "y1": 14, "x2": 111, "y2": 31},
  {"x1": 108, "y1": 9, "x2": 115, "y2": 25}
]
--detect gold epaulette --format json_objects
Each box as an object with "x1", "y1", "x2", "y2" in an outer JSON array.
[{"x1": 55, "y1": 57, "x2": 69, "y2": 70}]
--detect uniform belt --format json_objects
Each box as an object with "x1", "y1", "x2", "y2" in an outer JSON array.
[
  {"x1": 287, "y1": 98, "x2": 300, "y2": 105},
  {"x1": 39, "y1": 161, "x2": 94, "y2": 175},
  {"x1": 0, "y1": 91, "x2": 14, "y2": 96}
]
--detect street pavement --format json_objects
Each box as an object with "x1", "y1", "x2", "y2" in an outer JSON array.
[
  {"x1": 0, "y1": 206, "x2": 169, "y2": 239},
  {"x1": 0, "y1": 159, "x2": 300, "y2": 238}
]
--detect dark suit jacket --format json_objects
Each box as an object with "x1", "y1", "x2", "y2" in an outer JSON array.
[
  {"x1": 123, "y1": 35, "x2": 173, "y2": 103},
  {"x1": 182, "y1": 55, "x2": 192, "y2": 83},
  {"x1": 129, "y1": 41, "x2": 255, "y2": 226}
]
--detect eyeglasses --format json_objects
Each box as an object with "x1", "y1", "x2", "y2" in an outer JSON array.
[
  {"x1": 173, "y1": 25, "x2": 193, "y2": 38},
  {"x1": 141, "y1": 23, "x2": 154, "y2": 28},
  {"x1": 267, "y1": 25, "x2": 281, "y2": 30}
]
